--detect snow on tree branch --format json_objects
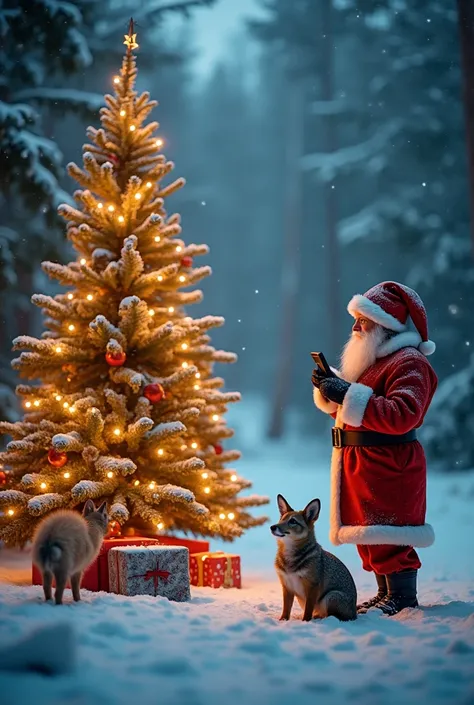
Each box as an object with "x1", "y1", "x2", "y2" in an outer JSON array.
[
  {"x1": 300, "y1": 120, "x2": 402, "y2": 181},
  {"x1": 11, "y1": 89, "x2": 104, "y2": 115},
  {"x1": 95, "y1": 1, "x2": 216, "y2": 39}
]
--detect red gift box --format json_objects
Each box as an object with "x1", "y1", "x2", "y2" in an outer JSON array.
[
  {"x1": 136, "y1": 534, "x2": 210, "y2": 555},
  {"x1": 32, "y1": 537, "x2": 161, "y2": 593},
  {"x1": 190, "y1": 551, "x2": 241, "y2": 589}
]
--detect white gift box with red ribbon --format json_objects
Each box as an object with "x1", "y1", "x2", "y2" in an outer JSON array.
[{"x1": 108, "y1": 545, "x2": 190, "y2": 601}]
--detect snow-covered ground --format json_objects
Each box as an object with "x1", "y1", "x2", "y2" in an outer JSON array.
[{"x1": 1, "y1": 397, "x2": 473, "y2": 705}]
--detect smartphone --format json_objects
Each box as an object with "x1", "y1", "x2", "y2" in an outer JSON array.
[{"x1": 310, "y1": 351, "x2": 332, "y2": 376}]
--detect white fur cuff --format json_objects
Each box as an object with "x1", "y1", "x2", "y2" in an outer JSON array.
[
  {"x1": 340, "y1": 382, "x2": 373, "y2": 427},
  {"x1": 336, "y1": 522, "x2": 435, "y2": 548},
  {"x1": 313, "y1": 387, "x2": 338, "y2": 415}
]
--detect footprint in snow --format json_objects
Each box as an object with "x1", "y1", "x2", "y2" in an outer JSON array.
[
  {"x1": 405, "y1": 678, "x2": 425, "y2": 690},
  {"x1": 147, "y1": 657, "x2": 196, "y2": 676},
  {"x1": 421, "y1": 601, "x2": 474, "y2": 619},
  {"x1": 239, "y1": 639, "x2": 283, "y2": 656},
  {"x1": 188, "y1": 615, "x2": 211, "y2": 625},
  {"x1": 422, "y1": 655, "x2": 445, "y2": 666},
  {"x1": 190, "y1": 595, "x2": 214, "y2": 605},
  {"x1": 426, "y1": 636, "x2": 450, "y2": 648},
  {"x1": 360, "y1": 632, "x2": 387, "y2": 646},
  {"x1": 260, "y1": 616, "x2": 279, "y2": 626},
  {"x1": 331, "y1": 639, "x2": 356, "y2": 651},
  {"x1": 225, "y1": 619, "x2": 256, "y2": 632},
  {"x1": 348, "y1": 680, "x2": 388, "y2": 698},
  {"x1": 302, "y1": 680, "x2": 334, "y2": 692},
  {"x1": 446, "y1": 639, "x2": 474, "y2": 654},
  {"x1": 301, "y1": 649, "x2": 330, "y2": 662},
  {"x1": 89, "y1": 620, "x2": 148, "y2": 641}
]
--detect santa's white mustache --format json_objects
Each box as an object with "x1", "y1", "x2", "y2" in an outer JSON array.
[{"x1": 340, "y1": 324, "x2": 386, "y2": 382}]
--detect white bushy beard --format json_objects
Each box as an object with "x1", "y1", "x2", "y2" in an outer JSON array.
[{"x1": 340, "y1": 324, "x2": 388, "y2": 382}]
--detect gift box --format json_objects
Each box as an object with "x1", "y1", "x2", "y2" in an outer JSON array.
[
  {"x1": 190, "y1": 551, "x2": 241, "y2": 589},
  {"x1": 108, "y1": 545, "x2": 190, "y2": 601},
  {"x1": 139, "y1": 533, "x2": 210, "y2": 555},
  {"x1": 32, "y1": 537, "x2": 161, "y2": 593}
]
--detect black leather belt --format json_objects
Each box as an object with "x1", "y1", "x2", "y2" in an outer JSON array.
[{"x1": 332, "y1": 427, "x2": 417, "y2": 448}]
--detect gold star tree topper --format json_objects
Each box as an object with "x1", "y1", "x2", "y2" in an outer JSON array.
[{"x1": 124, "y1": 18, "x2": 139, "y2": 50}]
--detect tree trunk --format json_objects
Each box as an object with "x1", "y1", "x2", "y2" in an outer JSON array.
[
  {"x1": 267, "y1": 80, "x2": 305, "y2": 439},
  {"x1": 457, "y1": 0, "x2": 474, "y2": 256},
  {"x1": 321, "y1": 0, "x2": 340, "y2": 358}
]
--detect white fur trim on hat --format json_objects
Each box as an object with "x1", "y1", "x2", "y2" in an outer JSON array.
[
  {"x1": 377, "y1": 331, "x2": 422, "y2": 358},
  {"x1": 377, "y1": 330, "x2": 436, "y2": 358},
  {"x1": 418, "y1": 340, "x2": 436, "y2": 356},
  {"x1": 348, "y1": 294, "x2": 406, "y2": 332},
  {"x1": 313, "y1": 387, "x2": 338, "y2": 415},
  {"x1": 339, "y1": 382, "x2": 373, "y2": 427},
  {"x1": 329, "y1": 408, "x2": 435, "y2": 548}
]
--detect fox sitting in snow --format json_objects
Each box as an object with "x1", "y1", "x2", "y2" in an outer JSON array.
[
  {"x1": 271, "y1": 495, "x2": 357, "y2": 622},
  {"x1": 32, "y1": 500, "x2": 108, "y2": 605}
]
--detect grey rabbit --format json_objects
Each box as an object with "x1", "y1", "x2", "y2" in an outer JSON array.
[{"x1": 32, "y1": 499, "x2": 108, "y2": 604}]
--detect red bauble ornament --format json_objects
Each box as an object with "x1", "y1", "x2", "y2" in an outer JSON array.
[
  {"x1": 48, "y1": 448, "x2": 68, "y2": 468},
  {"x1": 143, "y1": 383, "x2": 165, "y2": 403},
  {"x1": 181, "y1": 256, "x2": 193, "y2": 268},
  {"x1": 106, "y1": 520, "x2": 121, "y2": 539},
  {"x1": 214, "y1": 443, "x2": 223, "y2": 455},
  {"x1": 105, "y1": 350, "x2": 126, "y2": 367},
  {"x1": 0, "y1": 470, "x2": 7, "y2": 486}
]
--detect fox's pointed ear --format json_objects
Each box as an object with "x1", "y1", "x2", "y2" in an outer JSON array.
[
  {"x1": 303, "y1": 498, "x2": 321, "y2": 524},
  {"x1": 277, "y1": 494, "x2": 293, "y2": 516},
  {"x1": 97, "y1": 501, "x2": 107, "y2": 515},
  {"x1": 83, "y1": 499, "x2": 95, "y2": 516}
]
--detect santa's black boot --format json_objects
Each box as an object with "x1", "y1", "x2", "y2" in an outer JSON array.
[
  {"x1": 376, "y1": 570, "x2": 419, "y2": 616},
  {"x1": 357, "y1": 573, "x2": 387, "y2": 614}
]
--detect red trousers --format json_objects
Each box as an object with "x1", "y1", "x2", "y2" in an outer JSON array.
[{"x1": 357, "y1": 544, "x2": 421, "y2": 574}]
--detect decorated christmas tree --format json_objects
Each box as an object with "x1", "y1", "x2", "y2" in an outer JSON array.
[{"x1": 0, "y1": 23, "x2": 268, "y2": 547}]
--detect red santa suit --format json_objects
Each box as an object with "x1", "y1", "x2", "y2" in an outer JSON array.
[{"x1": 313, "y1": 281, "x2": 438, "y2": 575}]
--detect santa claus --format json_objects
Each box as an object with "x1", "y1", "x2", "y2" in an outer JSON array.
[{"x1": 312, "y1": 281, "x2": 438, "y2": 615}]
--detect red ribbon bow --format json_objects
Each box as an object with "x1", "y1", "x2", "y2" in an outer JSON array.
[{"x1": 134, "y1": 561, "x2": 170, "y2": 595}]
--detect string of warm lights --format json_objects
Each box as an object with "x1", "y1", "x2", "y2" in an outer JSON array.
[{"x1": 1, "y1": 21, "x2": 268, "y2": 541}]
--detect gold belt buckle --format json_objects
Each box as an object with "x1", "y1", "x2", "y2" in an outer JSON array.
[{"x1": 332, "y1": 427, "x2": 343, "y2": 448}]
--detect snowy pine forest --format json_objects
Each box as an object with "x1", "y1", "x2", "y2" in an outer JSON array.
[{"x1": 1, "y1": 0, "x2": 473, "y2": 470}]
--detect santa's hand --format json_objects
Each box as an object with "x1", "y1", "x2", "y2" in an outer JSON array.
[
  {"x1": 311, "y1": 368, "x2": 328, "y2": 388},
  {"x1": 319, "y1": 377, "x2": 350, "y2": 405}
]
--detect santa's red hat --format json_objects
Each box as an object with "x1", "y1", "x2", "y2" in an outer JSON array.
[{"x1": 347, "y1": 281, "x2": 436, "y2": 356}]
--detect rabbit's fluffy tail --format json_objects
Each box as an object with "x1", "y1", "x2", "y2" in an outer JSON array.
[{"x1": 38, "y1": 542, "x2": 62, "y2": 570}]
